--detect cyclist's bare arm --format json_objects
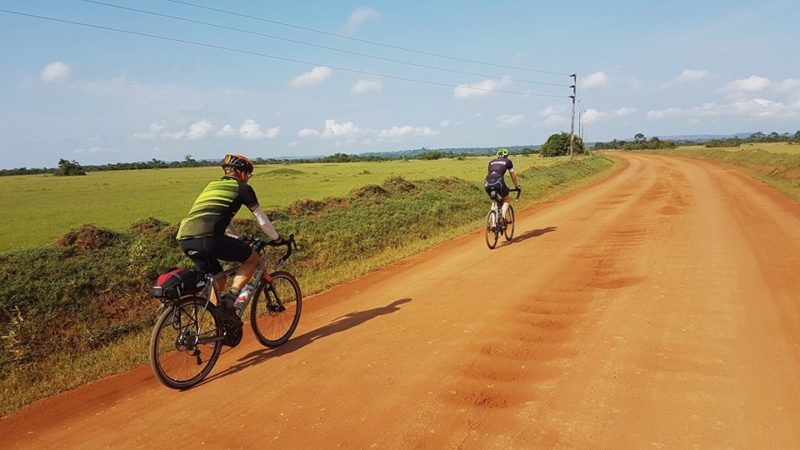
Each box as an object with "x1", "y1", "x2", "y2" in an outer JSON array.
[
  {"x1": 510, "y1": 170, "x2": 519, "y2": 188},
  {"x1": 225, "y1": 222, "x2": 239, "y2": 238},
  {"x1": 249, "y1": 204, "x2": 280, "y2": 241}
]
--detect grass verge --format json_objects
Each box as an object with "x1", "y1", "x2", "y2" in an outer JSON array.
[{"x1": 0, "y1": 155, "x2": 617, "y2": 416}]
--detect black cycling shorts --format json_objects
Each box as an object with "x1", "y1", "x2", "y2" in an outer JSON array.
[
  {"x1": 484, "y1": 176, "x2": 509, "y2": 199},
  {"x1": 179, "y1": 236, "x2": 252, "y2": 275}
]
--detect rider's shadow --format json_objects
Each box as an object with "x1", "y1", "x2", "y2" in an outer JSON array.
[
  {"x1": 199, "y1": 297, "x2": 412, "y2": 386},
  {"x1": 499, "y1": 226, "x2": 558, "y2": 247}
]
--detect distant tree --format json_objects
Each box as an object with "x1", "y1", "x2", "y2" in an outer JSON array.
[
  {"x1": 634, "y1": 133, "x2": 646, "y2": 143},
  {"x1": 750, "y1": 132, "x2": 766, "y2": 140},
  {"x1": 54, "y1": 159, "x2": 86, "y2": 176},
  {"x1": 541, "y1": 132, "x2": 584, "y2": 157}
]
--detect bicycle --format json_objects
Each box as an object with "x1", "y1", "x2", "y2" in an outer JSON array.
[
  {"x1": 485, "y1": 188, "x2": 521, "y2": 249},
  {"x1": 148, "y1": 235, "x2": 301, "y2": 389}
]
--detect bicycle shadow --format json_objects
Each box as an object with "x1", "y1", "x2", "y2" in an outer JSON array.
[
  {"x1": 198, "y1": 297, "x2": 412, "y2": 386},
  {"x1": 499, "y1": 226, "x2": 558, "y2": 247}
]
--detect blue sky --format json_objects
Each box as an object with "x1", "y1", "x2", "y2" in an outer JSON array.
[{"x1": 1, "y1": 0, "x2": 798, "y2": 168}]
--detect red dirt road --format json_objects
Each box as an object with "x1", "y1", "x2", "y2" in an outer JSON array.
[{"x1": 3, "y1": 153, "x2": 800, "y2": 449}]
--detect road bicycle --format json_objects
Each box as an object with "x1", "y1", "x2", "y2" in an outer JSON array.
[
  {"x1": 148, "y1": 235, "x2": 301, "y2": 389},
  {"x1": 485, "y1": 188, "x2": 521, "y2": 249}
]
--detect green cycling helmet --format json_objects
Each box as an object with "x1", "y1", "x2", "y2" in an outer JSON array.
[{"x1": 496, "y1": 148, "x2": 509, "y2": 157}]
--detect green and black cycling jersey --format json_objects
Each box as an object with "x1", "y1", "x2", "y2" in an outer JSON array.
[{"x1": 176, "y1": 177, "x2": 259, "y2": 240}]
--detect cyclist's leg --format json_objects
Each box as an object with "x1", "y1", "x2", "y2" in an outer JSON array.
[
  {"x1": 208, "y1": 235, "x2": 261, "y2": 292},
  {"x1": 499, "y1": 181, "x2": 511, "y2": 221},
  {"x1": 180, "y1": 238, "x2": 225, "y2": 300}
]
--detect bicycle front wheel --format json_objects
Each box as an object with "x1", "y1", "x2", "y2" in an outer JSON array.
[
  {"x1": 504, "y1": 205, "x2": 515, "y2": 241},
  {"x1": 149, "y1": 297, "x2": 222, "y2": 389},
  {"x1": 485, "y1": 210, "x2": 499, "y2": 249},
  {"x1": 251, "y1": 271, "x2": 302, "y2": 347}
]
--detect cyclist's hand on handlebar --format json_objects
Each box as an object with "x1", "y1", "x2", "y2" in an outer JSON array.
[{"x1": 515, "y1": 184, "x2": 521, "y2": 190}]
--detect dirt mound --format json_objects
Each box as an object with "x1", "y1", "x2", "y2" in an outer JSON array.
[
  {"x1": 382, "y1": 176, "x2": 418, "y2": 193},
  {"x1": 350, "y1": 184, "x2": 388, "y2": 199},
  {"x1": 54, "y1": 225, "x2": 122, "y2": 250},
  {"x1": 263, "y1": 168, "x2": 305, "y2": 177},
  {"x1": 289, "y1": 199, "x2": 326, "y2": 215},
  {"x1": 128, "y1": 217, "x2": 169, "y2": 235},
  {"x1": 289, "y1": 198, "x2": 350, "y2": 216}
]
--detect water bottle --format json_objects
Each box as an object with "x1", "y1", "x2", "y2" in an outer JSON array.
[{"x1": 235, "y1": 283, "x2": 254, "y2": 312}]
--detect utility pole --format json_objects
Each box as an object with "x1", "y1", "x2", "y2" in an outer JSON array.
[{"x1": 569, "y1": 73, "x2": 577, "y2": 159}]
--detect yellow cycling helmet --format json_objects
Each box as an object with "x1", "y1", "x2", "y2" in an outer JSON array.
[{"x1": 221, "y1": 153, "x2": 254, "y2": 173}]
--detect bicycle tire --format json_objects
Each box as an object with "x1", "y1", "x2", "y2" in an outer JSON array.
[
  {"x1": 485, "y1": 210, "x2": 499, "y2": 249},
  {"x1": 149, "y1": 296, "x2": 222, "y2": 389},
  {"x1": 504, "y1": 205, "x2": 515, "y2": 241},
  {"x1": 251, "y1": 271, "x2": 302, "y2": 347}
]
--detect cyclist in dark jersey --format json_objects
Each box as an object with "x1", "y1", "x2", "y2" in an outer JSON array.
[
  {"x1": 177, "y1": 154, "x2": 283, "y2": 313},
  {"x1": 484, "y1": 148, "x2": 520, "y2": 224}
]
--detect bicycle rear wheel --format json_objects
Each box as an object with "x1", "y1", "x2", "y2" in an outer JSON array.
[
  {"x1": 149, "y1": 297, "x2": 222, "y2": 389},
  {"x1": 251, "y1": 271, "x2": 302, "y2": 347},
  {"x1": 504, "y1": 205, "x2": 515, "y2": 241},
  {"x1": 485, "y1": 210, "x2": 499, "y2": 249}
]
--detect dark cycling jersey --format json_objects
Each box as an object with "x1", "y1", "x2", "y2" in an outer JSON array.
[
  {"x1": 176, "y1": 177, "x2": 259, "y2": 240},
  {"x1": 486, "y1": 157, "x2": 514, "y2": 180}
]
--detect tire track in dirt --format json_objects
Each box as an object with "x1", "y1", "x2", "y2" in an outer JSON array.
[{"x1": 4, "y1": 153, "x2": 800, "y2": 449}]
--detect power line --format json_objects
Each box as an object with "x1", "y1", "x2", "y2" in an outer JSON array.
[
  {"x1": 80, "y1": 0, "x2": 569, "y2": 88},
  {"x1": 166, "y1": 0, "x2": 572, "y2": 77},
  {"x1": 0, "y1": 8, "x2": 567, "y2": 98}
]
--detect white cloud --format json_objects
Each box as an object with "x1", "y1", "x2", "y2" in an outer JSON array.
[
  {"x1": 538, "y1": 105, "x2": 570, "y2": 128},
  {"x1": 41, "y1": 61, "x2": 70, "y2": 82},
  {"x1": 132, "y1": 122, "x2": 166, "y2": 140},
  {"x1": 351, "y1": 79, "x2": 383, "y2": 95},
  {"x1": 187, "y1": 120, "x2": 213, "y2": 140},
  {"x1": 321, "y1": 119, "x2": 361, "y2": 139},
  {"x1": 574, "y1": 106, "x2": 637, "y2": 125},
  {"x1": 377, "y1": 126, "x2": 438, "y2": 138},
  {"x1": 298, "y1": 119, "x2": 438, "y2": 141},
  {"x1": 340, "y1": 7, "x2": 380, "y2": 35},
  {"x1": 473, "y1": 112, "x2": 484, "y2": 118},
  {"x1": 454, "y1": 76, "x2": 512, "y2": 99},
  {"x1": 162, "y1": 130, "x2": 186, "y2": 140},
  {"x1": 775, "y1": 78, "x2": 800, "y2": 93},
  {"x1": 240, "y1": 119, "x2": 279, "y2": 140},
  {"x1": 581, "y1": 72, "x2": 608, "y2": 90},
  {"x1": 288, "y1": 140, "x2": 299, "y2": 148},
  {"x1": 298, "y1": 128, "x2": 320, "y2": 138},
  {"x1": 629, "y1": 76, "x2": 642, "y2": 89},
  {"x1": 440, "y1": 120, "x2": 451, "y2": 128},
  {"x1": 614, "y1": 106, "x2": 638, "y2": 117},
  {"x1": 647, "y1": 98, "x2": 800, "y2": 120},
  {"x1": 215, "y1": 124, "x2": 237, "y2": 138},
  {"x1": 722, "y1": 75, "x2": 771, "y2": 94},
  {"x1": 582, "y1": 109, "x2": 605, "y2": 124},
  {"x1": 136, "y1": 119, "x2": 278, "y2": 141},
  {"x1": 674, "y1": 69, "x2": 709, "y2": 83},
  {"x1": 495, "y1": 114, "x2": 526, "y2": 128},
  {"x1": 73, "y1": 146, "x2": 115, "y2": 154},
  {"x1": 289, "y1": 66, "x2": 332, "y2": 88}
]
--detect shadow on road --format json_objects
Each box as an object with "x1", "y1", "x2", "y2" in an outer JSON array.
[
  {"x1": 499, "y1": 226, "x2": 558, "y2": 247},
  {"x1": 199, "y1": 297, "x2": 412, "y2": 386}
]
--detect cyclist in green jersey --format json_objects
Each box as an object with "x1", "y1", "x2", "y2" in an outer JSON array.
[{"x1": 176, "y1": 154, "x2": 284, "y2": 316}]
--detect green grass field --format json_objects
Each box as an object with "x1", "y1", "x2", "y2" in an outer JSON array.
[{"x1": 0, "y1": 155, "x2": 563, "y2": 252}]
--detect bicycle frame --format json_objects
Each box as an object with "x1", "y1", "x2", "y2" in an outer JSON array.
[{"x1": 488, "y1": 188, "x2": 521, "y2": 225}]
